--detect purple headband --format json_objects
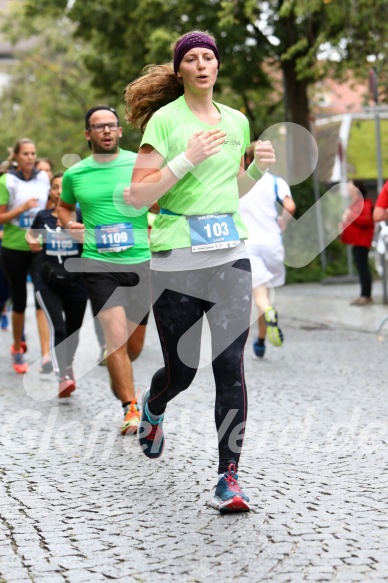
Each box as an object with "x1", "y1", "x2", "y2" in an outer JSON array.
[{"x1": 173, "y1": 32, "x2": 220, "y2": 74}]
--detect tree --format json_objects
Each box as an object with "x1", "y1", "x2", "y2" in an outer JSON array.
[
  {"x1": 23, "y1": 0, "x2": 388, "y2": 136},
  {"x1": 0, "y1": 2, "x2": 140, "y2": 168},
  {"x1": 267, "y1": 0, "x2": 388, "y2": 126},
  {"x1": 23, "y1": 0, "x2": 284, "y2": 138}
]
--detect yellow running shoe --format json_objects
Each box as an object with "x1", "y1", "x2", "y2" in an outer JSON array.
[
  {"x1": 98, "y1": 345, "x2": 107, "y2": 366},
  {"x1": 264, "y1": 305, "x2": 284, "y2": 347}
]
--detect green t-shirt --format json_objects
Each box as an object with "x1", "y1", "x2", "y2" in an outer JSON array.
[
  {"x1": 141, "y1": 95, "x2": 250, "y2": 252},
  {"x1": 61, "y1": 149, "x2": 150, "y2": 264},
  {"x1": 0, "y1": 170, "x2": 50, "y2": 251}
]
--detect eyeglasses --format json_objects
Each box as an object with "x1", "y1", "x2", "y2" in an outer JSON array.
[{"x1": 88, "y1": 122, "x2": 120, "y2": 132}]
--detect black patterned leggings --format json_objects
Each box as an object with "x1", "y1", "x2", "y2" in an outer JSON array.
[{"x1": 149, "y1": 258, "x2": 252, "y2": 474}]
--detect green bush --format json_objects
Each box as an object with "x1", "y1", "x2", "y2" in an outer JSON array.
[
  {"x1": 285, "y1": 179, "x2": 351, "y2": 283},
  {"x1": 286, "y1": 238, "x2": 349, "y2": 283},
  {"x1": 286, "y1": 238, "x2": 379, "y2": 283}
]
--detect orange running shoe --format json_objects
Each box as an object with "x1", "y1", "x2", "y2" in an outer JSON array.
[
  {"x1": 10, "y1": 345, "x2": 28, "y2": 374},
  {"x1": 121, "y1": 396, "x2": 141, "y2": 435}
]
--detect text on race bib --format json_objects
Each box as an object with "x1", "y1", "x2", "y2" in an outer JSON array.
[
  {"x1": 189, "y1": 214, "x2": 240, "y2": 253},
  {"x1": 95, "y1": 223, "x2": 134, "y2": 253}
]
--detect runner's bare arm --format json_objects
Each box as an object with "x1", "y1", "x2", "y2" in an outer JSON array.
[
  {"x1": 126, "y1": 145, "x2": 176, "y2": 210},
  {"x1": 373, "y1": 207, "x2": 388, "y2": 222},
  {"x1": 278, "y1": 195, "x2": 296, "y2": 231},
  {"x1": 128, "y1": 130, "x2": 227, "y2": 209},
  {"x1": 57, "y1": 199, "x2": 83, "y2": 230},
  {"x1": 238, "y1": 140, "x2": 276, "y2": 198},
  {"x1": 0, "y1": 199, "x2": 39, "y2": 224}
]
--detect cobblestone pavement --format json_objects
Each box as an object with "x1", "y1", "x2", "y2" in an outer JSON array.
[{"x1": 1, "y1": 283, "x2": 388, "y2": 582}]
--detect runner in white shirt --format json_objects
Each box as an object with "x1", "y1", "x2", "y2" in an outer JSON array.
[{"x1": 240, "y1": 142, "x2": 296, "y2": 359}]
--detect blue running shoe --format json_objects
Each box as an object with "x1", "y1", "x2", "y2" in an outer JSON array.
[
  {"x1": 138, "y1": 389, "x2": 165, "y2": 459},
  {"x1": 20, "y1": 329, "x2": 27, "y2": 353},
  {"x1": 264, "y1": 305, "x2": 284, "y2": 347},
  {"x1": 1, "y1": 313, "x2": 8, "y2": 330},
  {"x1": 253, "y1": 339, "x2": 265, "y2": 359},
  {"x1": 209, "y1": 463, "x2": 250, "y2": 513},
  {"x1": 11, "y1": 345, "x2": 28, "y2": 374},
  {"x1": 39, "y1": 358, "x2": 54, "y2": 379}
]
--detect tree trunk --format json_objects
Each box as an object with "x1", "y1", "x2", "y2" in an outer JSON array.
[
  {"x1": 282, "y1": 58, "x2": 311, "y2": 130},
  {"x1": 281, "y1": 59, "x2": 315, "y2": 183}
]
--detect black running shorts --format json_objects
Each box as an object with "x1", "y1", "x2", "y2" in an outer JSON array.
[{"x1": 82, "y1": 260, "x2": 151, "y2": 325}]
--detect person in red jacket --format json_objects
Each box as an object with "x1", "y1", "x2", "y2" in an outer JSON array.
[
  {"x1": 373, "y1": 179, "x2": 388, "y2": 222},
  {"x1": 340, "y1": 179, "x2": 375, "y2": 305}
]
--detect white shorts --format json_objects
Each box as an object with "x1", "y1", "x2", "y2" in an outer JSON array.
[{"x1": 246, "y1": 243, "x2": 285, "y2": 288}]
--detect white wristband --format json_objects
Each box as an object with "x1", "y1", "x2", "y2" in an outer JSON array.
[
  {"x1": 167, "y1": 153, "x2": 195, "y2": 180},
  {"x1": 246, "y1": 161, "x2": 267, "y2": 182}
]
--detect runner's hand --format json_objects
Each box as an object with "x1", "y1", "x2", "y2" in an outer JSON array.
[
  {"x1": 254, "y1": 140, "x2": 276, "y2": 172},
  {"x1": 23, "y1": 197, "x2": 39, "y2": 212},
  {"x1": 26, "y1": 236, "x2": 41, "y2": 253},
  {"x1": 66, "y1": 222, "x2": 85, "y2": 243},
  {"x1": 185, "y1": 129, "x2": 227, "y2": 165}
]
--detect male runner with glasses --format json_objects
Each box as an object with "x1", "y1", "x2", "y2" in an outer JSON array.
[{"x1": 57, "y1": 105, "x2": 151, "y2": 435}]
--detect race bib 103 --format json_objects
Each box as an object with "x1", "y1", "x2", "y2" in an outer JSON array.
[{"x1": 188, "y1": 214, "x2": 240, "y2": 253}]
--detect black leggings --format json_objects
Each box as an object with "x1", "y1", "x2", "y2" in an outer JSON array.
[
  {"x1": 149, "y1": 258, "x2": 252, "y2": 474},
  {"x1": 352, "y1": 246, "x2": 372, "y2": 298},
  {"x1": 36, "y1": 287, "x2": 87, "y2": 377},
  {"x1": 0, "y1": 251, "x2": 9, "y2": 311},
  {"x1": 0, "y1": 247, "x2": 40, "y2": 313}
]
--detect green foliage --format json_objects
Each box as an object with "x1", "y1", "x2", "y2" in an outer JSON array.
[
  {"x1": 289, "y1": 177, "x2": 321, "y2": 218},
  {"x1": 286, "y1": 259, "x2": 324, "y2": 283},
  {"x1": 22, "y1": 0, "x2": 281, "y2": 125},
  {"x1": 19, "y1": 0, "x2": 388, "y2": 144},
  {"x1": 347, "y1": 119, "x2": 388, "y2": 179},
  {"x1": 0, "y1": 3, "x2": 144, "y2": 168},
  {"x1": 286, "y1": 236, "x2": 380, "y2": 284},
  {"x1": 286, "y1": 238, "x2": 350, "y2": 283},
  {"x1": 285, "y1": 176, "x2": 349, "y2": 283},
  {"x1": 0, "y1": 7, "x2": 96, "y2": 168}
]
